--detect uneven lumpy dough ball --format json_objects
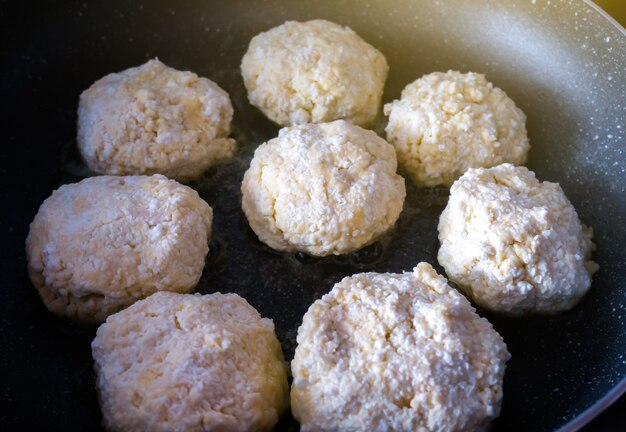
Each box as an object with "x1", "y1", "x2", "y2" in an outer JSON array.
[
  {"x1": 438, "y1": 163, "x2": 598, "y2": 315},
  {"x1": 291, "y1": 263, "x2": 509, "y2": 432},
  {"x1": 241, "y1": 120, "x2": 405, "y2": 256},
  {"x1": 25, "y1": 175, "x2": 213, "y2": 322},
  {"x1": 384, "y1": 71, "x2": 530, "y2": 187},
  {"x1": 241, "y1": 19, "x2": 389, "y2": 126},
  {"x1": 92, "y1": 292, "x2": 289, "y2": 432},
  {"x1": 78, "y1": 59, "x2": 236, "y2": 181}
]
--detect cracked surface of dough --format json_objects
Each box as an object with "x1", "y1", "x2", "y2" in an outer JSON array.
[
  {"x1": 25, "y1": 175, "x2": 212, "y2": 322},
  {"x1": 438, "y1": 163, "x2": 598, "y2": 315},
  {"x1": 384, "y1": 71, "x2": 529, "y2": 186},
  {"x1": 291, "y1": 262, "x2": 509, "y2": 432},
  {"x1": 92, "y1": 291, "x2": 289, "y2": 432},
  {"x1": 241, "y1": 19, "x2": 388, "y2": 126},
  {"x1": 78, "y1": 59, "x2": 236, "y2": 181},
  {"x1": 241, "y1": 120, "x2": 405, "y2": 256}
]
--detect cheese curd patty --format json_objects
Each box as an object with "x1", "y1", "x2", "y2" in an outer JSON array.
[
  {"x1": 438, "y1": 163, "x2": 598, "y2": 315},
  {"x1": 291, "y1": 263, "x2": 509, "y2": 432},
  {"x1": 241, "y1": 19, "x2": 388, "y2": 126},
  {"x1": 78, "y1": 59, "x2": 236, "y2": 181},
  {"x1": 384, "y1": 71, "x2": 529, "y2": 186},
  {"x1": 241, "y1": 120, "x2": 405, "y2": 256},
  {"x1": 25, "y1": 175, "x2": 212, "y2": 322},
  {"x1": 92, "y1": 292, "x2": 289, "y2": 432}
]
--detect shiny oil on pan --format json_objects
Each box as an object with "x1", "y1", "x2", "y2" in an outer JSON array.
[{"x1": 0, "y1": 0, "x2": 624, "y2": 431}]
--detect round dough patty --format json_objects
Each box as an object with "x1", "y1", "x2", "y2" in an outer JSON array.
[
  {"x1": 384, "y1": 71, "x2": 530, "y2": 187},
  {"x1": 25, "y1": 175, "x2": 212, "y2": 322},
  {"x1": 78, "y1": 59, "x2": 236, "y2": 181},
  {"x1": 241, "y1": 120, "x2": 405, "y2": 256},
  {"x1": 241, "y1": 19, "x2": 388, "y2": 127},
  {"x1": 92, "y1": 291, "x2": 289, "y2": 432},
  {"x1": 291, "y1": 262, "x2": 509, "y2": 432},
  {"x1": 438, "y1": 163, "x2": 598, "y2": 315}
]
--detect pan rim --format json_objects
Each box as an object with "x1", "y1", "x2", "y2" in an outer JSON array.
[
  {"x1": 558, "y1": 377, "x2": 626, "y2": 431},
  {"x1": 583, "y1": 0, "x2": 626, "y2": 33}
]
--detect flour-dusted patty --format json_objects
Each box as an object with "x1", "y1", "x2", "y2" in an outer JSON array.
[
  {"x1": 438, "y1": 164, "x2": 598, "y2": 315},
  {"x1": 25, "y1": 175, "x2": 212, "y2": 323},
  {"x1": 78, "y1": 59, "x2": 236, "y2": 180},
  {"x1": 92, "y1": 291, "x2": 289, "y2": 432},
  {"x1": 384, "y1": 71, "x2": 530, "y2": 187},
  {"x1": 241, "y1": 19, "x2": 388, "y2": 127},
  {"x1": 291, "y1": 263, "x2": 509, "y2": 432},
  {"x1": 241, "y1": 120, "x2": 405, "y2": 256}
]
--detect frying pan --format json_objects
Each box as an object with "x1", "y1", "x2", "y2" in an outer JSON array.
[{"x1": 1, "y1": 0, "x2": 624, "y2": 430}]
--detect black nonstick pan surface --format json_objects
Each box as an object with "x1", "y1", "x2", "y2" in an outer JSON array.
[{"x1": 1, "y1": 1, "x2": 625, "y2": 431}]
